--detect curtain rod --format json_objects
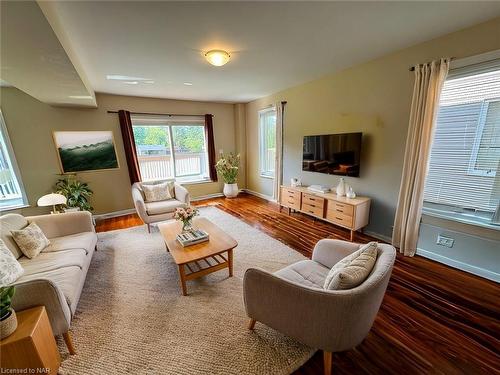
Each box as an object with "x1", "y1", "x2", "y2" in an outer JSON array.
[
  {"x1": 107, "y1": 110, "x2": 212, "y2": 117},
  {"x1": 409, "y1": 57, "x2": 455, "y2": 71}
]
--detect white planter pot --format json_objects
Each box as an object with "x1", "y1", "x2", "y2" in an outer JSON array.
[{"x1": 223, "y1": 183, "x2": 239, "y2": 198}]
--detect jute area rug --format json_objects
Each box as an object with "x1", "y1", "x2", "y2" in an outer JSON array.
[{"x1": 58, "y1": 206, "x2": 315, "y2": 375}]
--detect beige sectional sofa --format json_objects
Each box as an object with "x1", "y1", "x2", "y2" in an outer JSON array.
[{"x1": 0, "y1": 211, "x2": 97, "y2": 353}]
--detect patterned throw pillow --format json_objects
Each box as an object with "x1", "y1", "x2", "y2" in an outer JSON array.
[
  {"x1": 142, "y1": 181, "x2": 173, "y2": 202},
  {"x1": 323, "y1": 241, "x2": 378, "y2": 290},
  {"x1": 11, "y1": 223, "x2": 50, "y2": 259},
  {"x1": 0, "y1": 239, "x2": 24, "y2": 286}
]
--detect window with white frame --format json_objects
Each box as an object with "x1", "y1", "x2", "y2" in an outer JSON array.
[
  {"x1": 0, "y1": 111, "x2": 27, "y2": 210},
  {"x1": 423, "y1": 57, "x2": 500, "y2": 225},
  {"x1": 131, "y1": 115, "x2": 210, "y2": 183},
  {"x1": 259, "y1": 108, "x2": 277, "y2": 177}
]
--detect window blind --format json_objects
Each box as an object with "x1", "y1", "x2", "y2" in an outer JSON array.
[{"x1": 423, "y1": 60, "x2": 500, "y2": 214}]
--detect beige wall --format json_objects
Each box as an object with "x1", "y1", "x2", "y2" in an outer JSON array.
[
  {"x1": 0, "y1": 89, "x2": 238, "y2": 215},
  {"x1": 245, "y1": 17, "x2": 500, "y2": 238}
]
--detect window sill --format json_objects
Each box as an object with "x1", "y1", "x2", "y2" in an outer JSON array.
[
  {"x1": 180, "y1": 179, "x2": 215, "y2": 186},
  {"x1": 260, "y1": 174, "x2": 275, "y2": 180},
  {"x1": 421, "y1": 207, "x2": 499, "y2": 231},
  {"x1": 0, "y1": 204, "x2": 31, "y2": 212}
]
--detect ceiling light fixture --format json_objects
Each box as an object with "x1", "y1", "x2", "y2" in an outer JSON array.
[
  {"x1": 124, "y1": 81, "x2": 139, "y2": 85},
  {"x1": 183, "y1": 82, "x2": 193, "y2": 86},
  {"x1": 205, "y1": 50, "x2": 231, "y2": 66}
]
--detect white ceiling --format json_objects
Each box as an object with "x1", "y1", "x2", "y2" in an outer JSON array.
[
  {"x1": 9, "y1": 2, "x2": 500, "y2": 104},
  {"x1": 0, "y1": 1, "x2": 96, "y2": 107}
]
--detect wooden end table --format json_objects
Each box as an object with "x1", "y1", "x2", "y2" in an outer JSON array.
[
  {"x1": 158, "y1": 217, "x2": 238, "y2": 296},
  {"x1": 0, "y1": 306, "x2": 61, "y2": 374}
]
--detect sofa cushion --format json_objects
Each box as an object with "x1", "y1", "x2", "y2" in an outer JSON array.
[
  {"x1": 0, "y1": 239, "x2": 24, "y2": 286},
  {"x1": 44, "y1": 232, "x2": 97, "y2": 255},
  {"x1": 14, "y1": 266, "x2": 82, "y2": 308},
  {"x1": 11, "y1": 223, "x2": 50, "y2": 259},
  {"x1": 0, "y1": 214, "x2": 28, "y2": 259},
  {"x1": 19, "y1": 248, "x2": 88, "y2": 276},
  {"x1": 145, "y1": 199, "x2": 186, "y2": 215},
  {"x1": 324, "y1": 241, "x2": 378, "y2": 290},
  {"x1": 274, "y1": 259, "x2": 329, "y2": 289}
]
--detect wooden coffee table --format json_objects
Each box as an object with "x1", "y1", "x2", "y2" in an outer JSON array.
[{"x1": 158, "y1": 217, "x2": 238, "y2": 296}]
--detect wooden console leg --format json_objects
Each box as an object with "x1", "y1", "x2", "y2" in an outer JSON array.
[
  {"x1": 323, "y1": 351, "x2": 332, "y2": 375},
  {"x1": 63, "y1": 331, "x2": 76, "y2": 355},
  {"x1": 350, "y1": 230, "x2": 354, "y2": 242},
  {"x1": 248, "y1": 318, "x2": 256, "y2": 330}
]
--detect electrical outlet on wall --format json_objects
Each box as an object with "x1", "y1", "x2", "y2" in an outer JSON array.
[{"x1": 437, "y1": 235, "x2": 455, "y2": 248}]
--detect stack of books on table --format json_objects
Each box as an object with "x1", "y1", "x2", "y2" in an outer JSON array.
[
  {"x1": 177, "y1": 229, "x2": 210, "y2": 247},
  {"x1": 307, "y1": 185, "x2": 331, "y2": 194}
]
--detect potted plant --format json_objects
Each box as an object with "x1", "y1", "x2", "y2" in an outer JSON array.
[
  {"x1": 215, "y1": 153, "x2": 240, "y2": 198},
  {"x1": 0, "y1": 286, "x2": 17, "y2": 339},
  {"x1": 55, "y1": 176, "x2": 94, "y2": 212},
  {"x1": 174, "y1": 206, "x2": 199, "y2": 233}
]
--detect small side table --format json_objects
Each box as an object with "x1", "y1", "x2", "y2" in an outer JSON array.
[{"x1": 0, "y1": 306, "x2": 61, "y2": 374}]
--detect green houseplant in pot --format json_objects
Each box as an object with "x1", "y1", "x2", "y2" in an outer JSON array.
[
  {"x1": 0, "y1": 286, "x2": 17, "y2": 339},
  {"x1": 55, "y1": 176, "x2": 94, "y2": 212},
  {"x1": 215, "y1": 153, "x2": 240, "y2": 198}
]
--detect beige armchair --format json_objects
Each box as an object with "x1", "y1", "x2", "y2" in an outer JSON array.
[
  {"x1": 132, "y1": 180, "x2": 190, "y2": 232},
  {"x1": 243, "y1": 239, "x2": 396, "y2": 375}
]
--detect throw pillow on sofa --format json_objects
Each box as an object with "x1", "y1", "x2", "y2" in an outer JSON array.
[
  {"x1": 11, "y1": 222, "x2": 50, "y2": 259},
  {"x1": 0, "y1": 239, "x2": 24, "y2": 286},
  {"x1": 142, "y1": 181, "x2": 173, "y2": 202},
  {"x1": 323, "y1": 241, "x2": 378, "y2": 290}
]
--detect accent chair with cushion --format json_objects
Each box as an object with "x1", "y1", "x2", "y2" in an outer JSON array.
[
  {"x1": 0, "y1": 211, "x2": 97, "y2": 355},
  {"x1": 243, "y1": 239, "x2": 396, "y2": 375},
  {"x1": 132, "y1": 180, "x2": 190, "y2": 232}
]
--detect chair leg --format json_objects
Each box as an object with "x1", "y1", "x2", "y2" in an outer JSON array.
[
  {"x1": 63, "y1": 331, "x2": 76, "y2": 355},
  {"x1": 147, "y1": 224, "x2": 151, "y2": 233},
  {"x1": 323, "y1": 351, "x2": 332, "y2": 375},
  {"x1": 248, "y1": 318, "x2": 256, "y2": 330}
]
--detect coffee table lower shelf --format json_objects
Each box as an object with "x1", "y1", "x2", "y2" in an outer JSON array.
[{"x1": 177, "y1": 250, "x2": 233, "y2": 295}]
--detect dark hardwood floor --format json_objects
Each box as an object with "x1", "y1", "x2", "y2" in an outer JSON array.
[{"x1": 95, "y1": 193, "x2": 500, "y2": 375}]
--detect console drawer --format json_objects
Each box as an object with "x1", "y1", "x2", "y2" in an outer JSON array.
[
  {"x1": 302, "y1": 193, "x2": 325, "y2": 209},
  {"x1": 327, "y1": 200, "x2": 354, "y2": 216},
  {"x1": 301, "y1": 202, "x2": 324, "y2": 217},
  {"x1": 280, "y1": 188, "x2": 301, "y2": 209},
  {"x1": 326, "y1": 210, "x2": 354, "y2": 228}
]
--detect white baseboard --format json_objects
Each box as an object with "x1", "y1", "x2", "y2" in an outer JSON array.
[
  {"x1": 93, "y1": 193, "x2": 225, "y2": 220},
  {"x1": 417, "y1": 248, "x2": 500, "y2": 283},
  {"x1": 243, "y1": 188, "x2": 276, "y2": 203},
  {"x1": 191, "y1": 193, "x2": 225, "y2": 201},
  {"x1": 93, "y1": 208, "x2": 136, "y2": 220},
  {"x1": 363, "y1": 230, "x2": 392, "y2": 243}
]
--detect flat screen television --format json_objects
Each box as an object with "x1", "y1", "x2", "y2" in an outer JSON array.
[{"x1": 302, "y1": 132, "x2": 362, "y2": 177}]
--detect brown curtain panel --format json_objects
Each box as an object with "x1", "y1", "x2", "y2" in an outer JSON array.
[
  {"x1": 205, "y1": 114, "x2": 217, "y2": 182},
  {"x1": 118, "y1": 110, "x2": 142, "y2": 184}
]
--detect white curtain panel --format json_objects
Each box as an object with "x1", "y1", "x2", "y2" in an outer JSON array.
[
  {"x1": 392, "y1": 59, "x2": 450, "y2": 256},
  {"x1": 274, "y1": 102, "x2": 285, "y2": 201}
]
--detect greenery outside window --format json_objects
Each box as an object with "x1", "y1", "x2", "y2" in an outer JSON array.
[
  {"x1": 0, "y1": 110, "x2": 28, "y2": 211},
  {"x1": 259, "y1": 107, "x2": 277, "y2": 178},
  {"x1": 131, "y1": 115, "x2": 209, "y2": 183}
]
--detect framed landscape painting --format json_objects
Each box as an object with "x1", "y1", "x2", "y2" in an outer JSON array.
[{"x1": 53, "y1": 131, "x2": 119, "y2": 173}]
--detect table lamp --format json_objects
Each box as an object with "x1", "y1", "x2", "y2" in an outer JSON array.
[{"x1": 37, "y1": 193, "x2": 67, "y2": 214}]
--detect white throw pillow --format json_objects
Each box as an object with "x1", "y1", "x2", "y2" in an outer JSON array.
[
  {"x1": 142, "y1": 181, "x2": 173, "y2": 202},
  {"x1": 0, "y1": 239, "x2": 24, "y2": 286},
  {"x1": 11, "y1": 222, "x2": 50, "y2": 259},
  {"x1": 323, "y1": 241, "x2": 378, "y2": 290}
]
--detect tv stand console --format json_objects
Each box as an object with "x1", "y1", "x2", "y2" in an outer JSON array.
[{"x1": 279, "y1": 185, "x2": 371, "y2": 241}]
